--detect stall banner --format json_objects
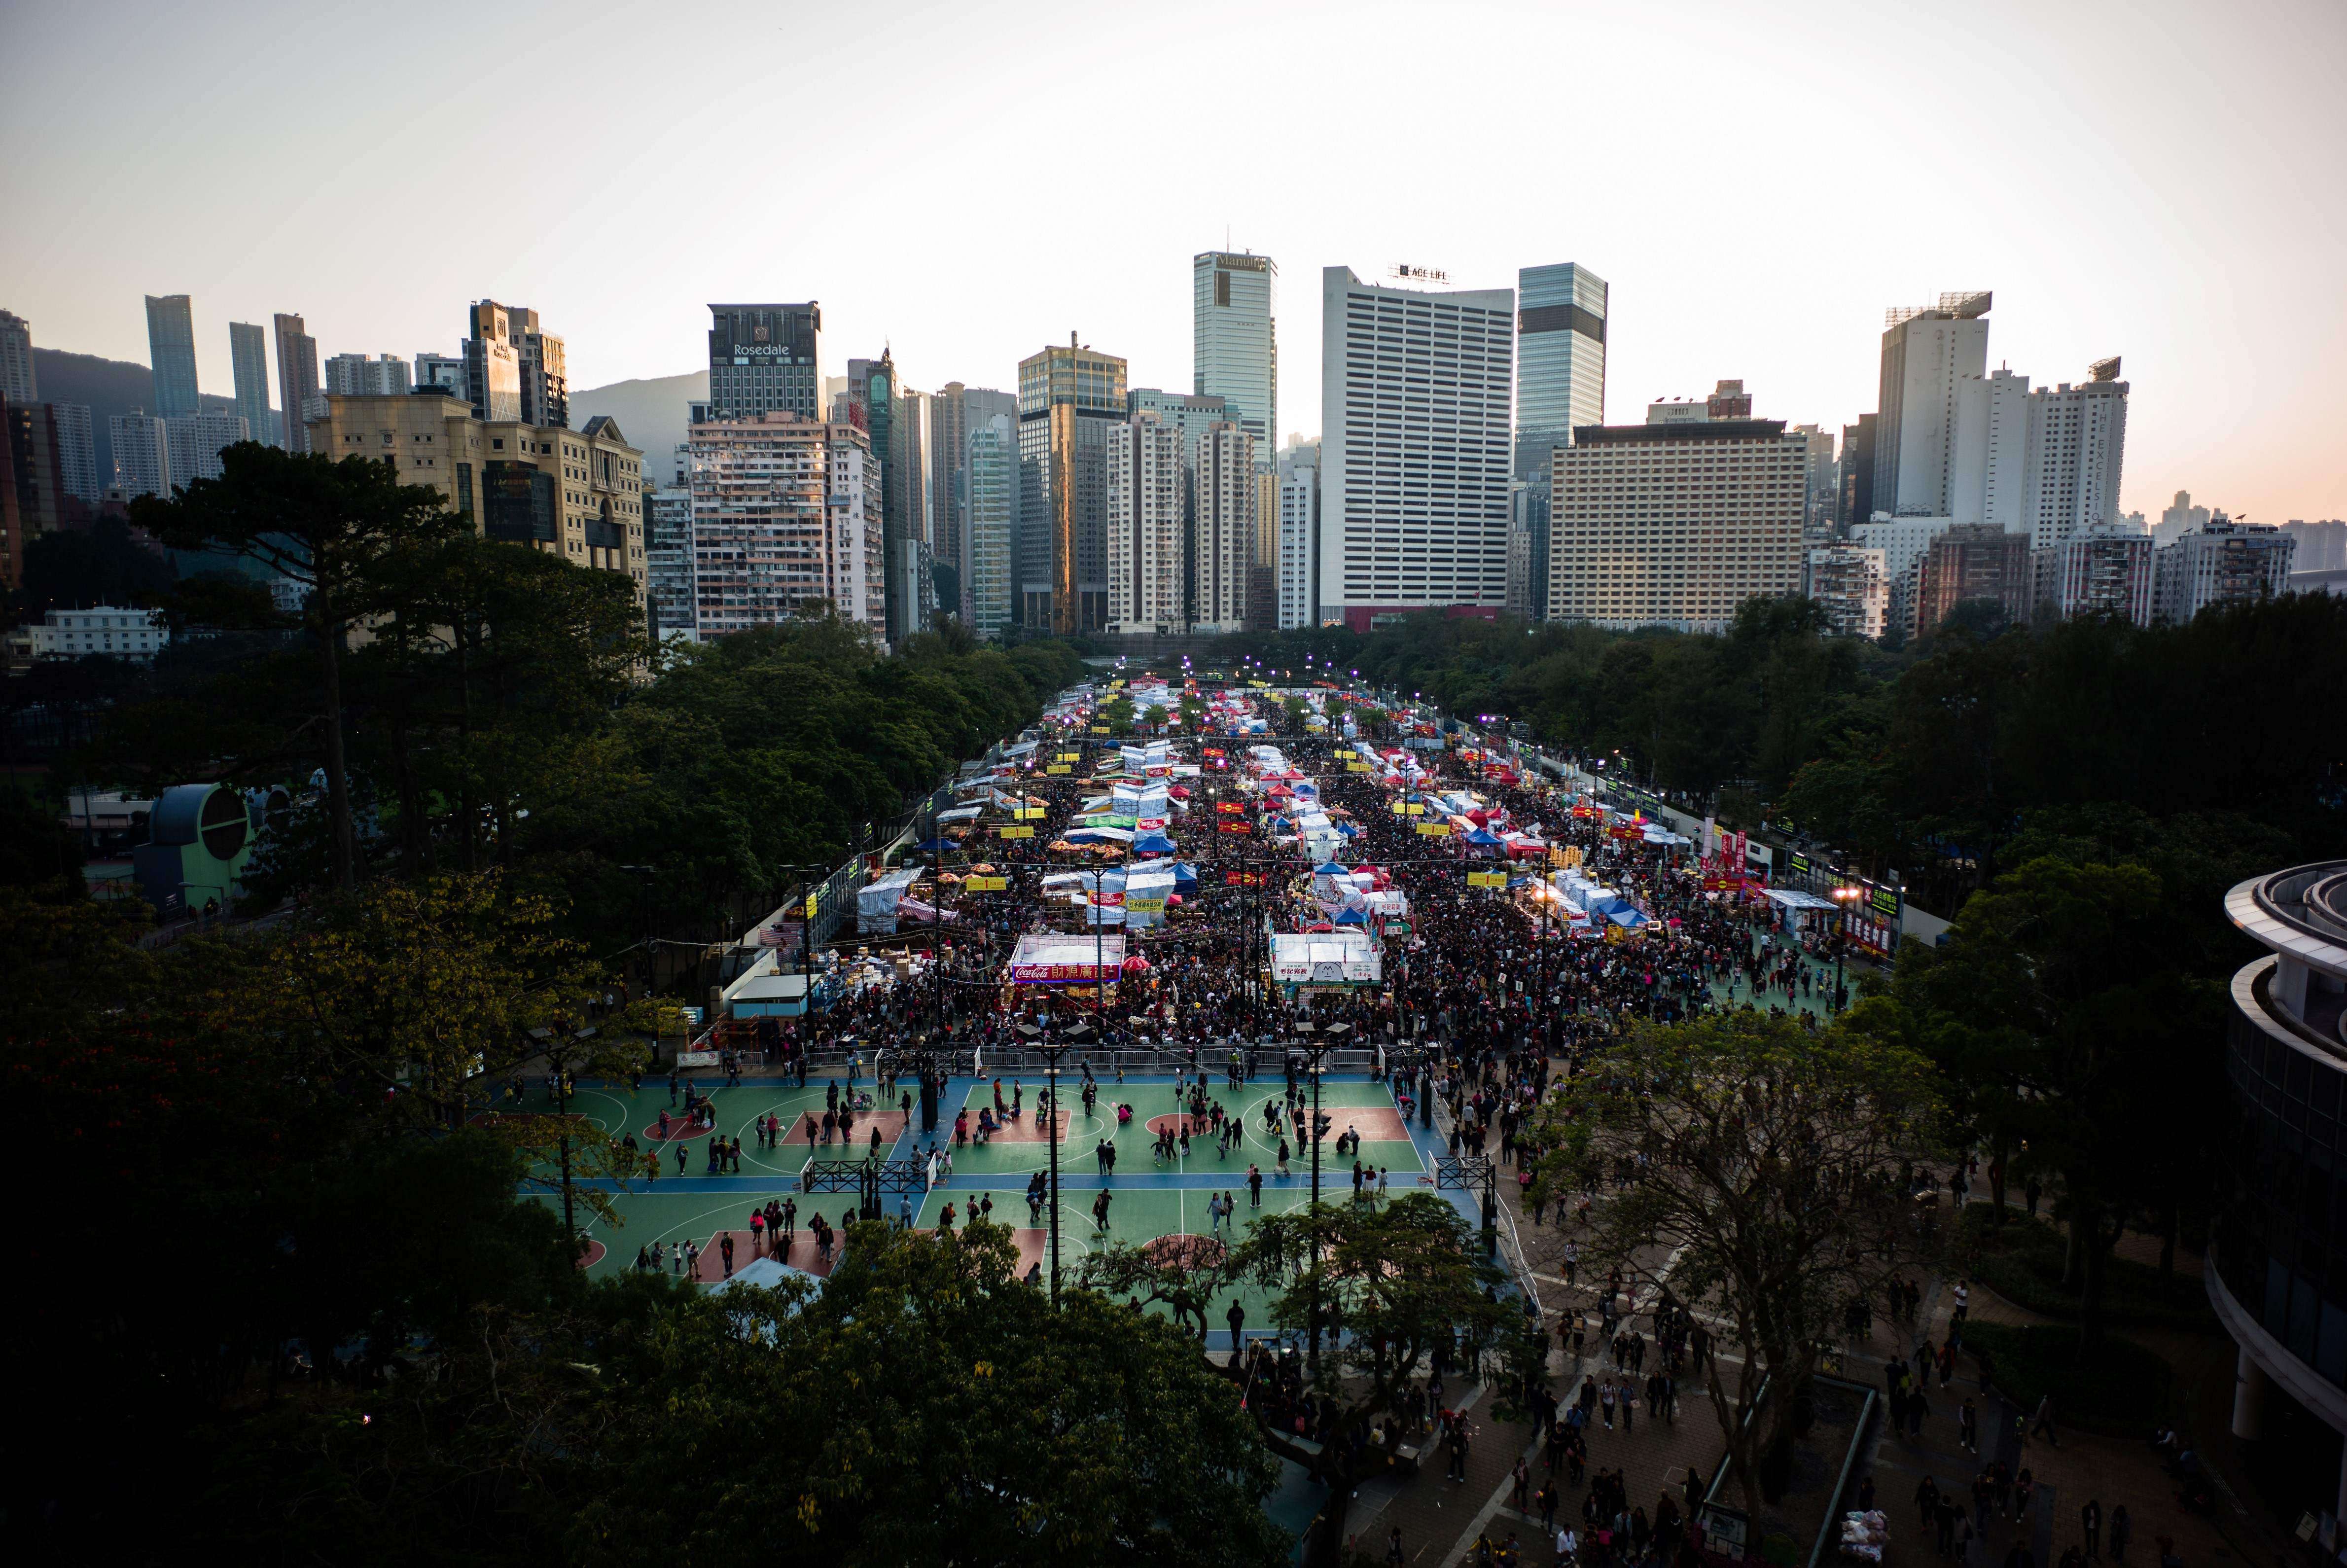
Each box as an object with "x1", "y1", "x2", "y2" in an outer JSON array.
[
  {"x1": 1015, "y1": 807, "x2": 1048, "y2": 820},
  {"x1": 1347, "y1": 761, "x2": 1371, "y2": 772},
  {"x1": 1224, "y1": 871, "x2": 1266, "y2": 886},
  {"x1": 1215, "y1": 801, "x2": 1246, "y2": 815},
  {"x1": 1466, "y1": 870, "x2": 1507, "y2": 888},
  {"x1": 1219, "y1": 822, "x2": 1250, "y2": 834},
  {"x1": 962, "y1": 875, "x2": 1008, "y2": 891},
  {"x1": 1417, "y1": 822, "x2": 1451, "y2": 837},
  {"x1": 676, "y1": 1050, "x2": 720, "y2": 1069},
  {"x1": 1046, "y1": 764, "x2": 1071, "y2": 775},
  {"x1": 998, "y1": 825, "x2": 1034, "y2": 839}
]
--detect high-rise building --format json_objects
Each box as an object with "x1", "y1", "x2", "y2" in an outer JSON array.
[
  {"x1": 1548, "y1": 419, "x2": 1808, "y2": 631},
  {"x1": 2279, "y1": 519, "x2": 2347, "y2": 573},
  {"x1": 414, "y1": 352, "x2": 465, "y2": 399},
  {"x1": 1193, "y1": 252, "x2": 1277, "y2": 468},
  {"x1": 2016, "y1": 359, "x2": 2130, "y2": 549},
  {"x1": 1105, "y1": 412, "x2": 1188, "y2": 635},
  {"x1": 926, "y1": 383, "x2": 1017, "y2": 621},
  {"x1": 4, "y1": 395, "x2": 76, "y2": 589},
  {"x1": 1804, "y1": 545, "x2": 1889, "y2": 640},
  {"x1": 324, "y1": 353, "x2": 413, "y2": 397},
  {"x1": 1873, "y1": 291, "x2": 1992, "y2": 517},
  {"x1": 144, "y1": 294, "x2": 201, "y2": 419},
  {"x1": 273, "y1": 314, "x2": 320, "y2": 454},
  {"x1": 1792, "y1": 423, "x2": 1839, "y2": 542},
  {"x1": 51, "y1": 402, "x2": 96, "y2": 502},
  {"x1": 645, "y1": 483, "x2": 695, "y2": 637},
  {"x1": 1837, "y1": 414, "x2": 1876, "y2": 528},
  {"x1": 1018, "y1": 335, "x2": 1127, "y2": 633},
  {"x1": 1278, "y1": 458, "x2": 1318, "y2": 631},
  {"x1": 164, "y1": 413, "x2": 251, "y2": 486},
  {"x1": 1504, "y1": 484, "x2": 1549, "y2": 622},
  {"x1": 2153, "y1": 517, "x2": 2296, "y2": 624},
  {"x1": 1515, "y1": 262, "x2": 1607, "y2": 489},
  {"x1": 462, "y1": 301, "x2": 524, "y2": 424},
  {"x1": 2033, "y1": 525, "x2": 2153, "y2": 626},
  {"x1": 2155, "y1": 490, "x2": 2211, "y2": 547},
  {"x1": 1319, "y1": 267, "x2": 1515, "y2": 630},
  {"x1": 513, "y1": 311, "x2": 566, "y2": 429},
  {"x1": 963, "y1": 414, "x2": 1017, "y2": 639},
  {"x1": 229, "y1": 322, "x2": 274, "y2": 448},
  {"x1": 708, "y1": 303, "x2": 822, "y2": 422},
  {"x1": 1193, "y1": 422, "x2": 1255, "y2": 634},
  {"x1": 109, "y1": 409, "x2": 172, "y2": 499},
  {"x1": 685, "y1": 411, "x2": 882, "y2": 639},
  {"x1": 1913, "y1": 522, "x2": 2032, "y2": 636},
  {"x1": 306, "y1": 394, "x2": 646, "y2": 598},
  {"x1": 0, "y1": 310, "x2": 35, "y2": 403}
]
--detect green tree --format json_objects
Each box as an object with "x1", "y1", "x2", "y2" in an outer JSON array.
[
  {"x1": 1233, "y1": 1192, "x2": 1507, "y2": 1565},
  {"x1": 132, "y1": 445, "x2": 468, "y2": 889},
  {"x1": 1530, "y1": 1012, "x2": 1940, "y2": 1521}
]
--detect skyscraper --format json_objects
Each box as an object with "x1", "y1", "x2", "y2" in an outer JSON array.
[
  {"x1": 707, "y1": 303, "x2": 821, "y2": 421},
  {"x1": 325, "y1": 353, "x2": 413, "y2": 396},
  {"x1": 685, "y1": 411, "x2": 882, "y2": 638},
  {"x1": 50, "y1": 402, "x2": 96, "y2": 502},
  {"x1": 1514, "y1": 262, "x2": 1607, "y2": 486},
  {"x1": 165, "y1": 413, "x2": 251, "y2": 485},
  {"x1": 927, "y1": 383, "x2": 1017, "y2": 621},
  {"x1": 1277, "y1": 456, "x2": 1317, "y2": 631},
  {"x1": 1018, "y1": 335, "x2": 1127, "y2": 633},
  {"x1": 1872, "y1": 291, "x2": 1991, "y2": 517},
  {"x1": 462, "y1": 301, "x2": 524, "y2": 424},
  {"x1": 229, "y1": 322, "x2": 273, "y2": 447},
  {"x1": 1105, "y1": 412, "x2": 1187, "y2": 635},
  {"x1": 273, "y1": 314, "x2": 320, "y2": 454},
  {"x1": 144, "y1": 294, "x2": 201, "y2": 420},
  {"x1": 1837, "y1": 414, "x2": 1876, "y2": 528},
  {"x1": 1192, "y1": 422, "x2": 1255, "y2": 633},
  {"x1": 1318, "y1": 266, "x2": 1515, "y2": 629},
  {"x1": 963, "y1": 414, "x2": 1017, "y2": 638},
  {"x1": 110, "y1": 410, "x2": 172, "y2": 498},
  {"x1": 1792, "y1": 424, "x2": 1839, "y2": 542},
  {"x1": 0, "y1": 310, "x2": 34, "y2": 403},
  {"x1": 1193, "y1": 252, "x2": 1276, "y2": 467}
]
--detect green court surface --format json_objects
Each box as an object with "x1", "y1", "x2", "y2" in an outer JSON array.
[{"x1": 934, "y1": 1077, "x2": 1424, "y2": 1180}]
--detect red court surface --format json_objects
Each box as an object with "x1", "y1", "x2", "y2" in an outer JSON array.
[
  {"x1": 1278, "y1": 1107, "x2": 1410, "y2": 1143},
  {"x1": 969, "y1": 1109, "x2": 1069, "y2": 1144},
  {"x1": 776, "y1": 1109, "x2": 909, "y2": 1152},
  {"x1": 643, "y1": 1113, "x2": 720, "y2": 1142},
  {"x1": 573, "y1": 1239, "x2": 607, "y2": 1270}
]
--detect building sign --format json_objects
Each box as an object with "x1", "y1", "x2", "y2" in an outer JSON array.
[{"x1": 1388, "y1": 263, "x2": 1451, "y2": 284}]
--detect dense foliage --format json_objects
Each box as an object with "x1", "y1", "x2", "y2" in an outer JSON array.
[
  {"x1": 1, "y1": 881, "x2": 1280, "y2": 1566},
  {"x1": 1213, "y1": 594, "x2": 2347, "y2": 919}
]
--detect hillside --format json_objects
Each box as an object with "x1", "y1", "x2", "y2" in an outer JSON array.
[{"x1": 570, "y1": 369, "x2": 704, "y2": 482}]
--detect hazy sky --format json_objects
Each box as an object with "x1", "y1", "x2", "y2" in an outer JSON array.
[{"x1": 6, "y1": 0, "x2": 2343, "y2": 521}]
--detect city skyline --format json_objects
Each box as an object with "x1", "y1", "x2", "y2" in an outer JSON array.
[{"x1": 3, "y1": 0, "x2": 2342, "y2": 527}]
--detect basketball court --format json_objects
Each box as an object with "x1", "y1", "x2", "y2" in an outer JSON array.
[{"x1": 524, "y1": 1073, "x2": 1468, "y2": 1347}]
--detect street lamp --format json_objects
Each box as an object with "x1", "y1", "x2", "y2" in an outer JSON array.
[{"x1": 1829, "y1": 885, "x2": 1863, "y2": 1013}]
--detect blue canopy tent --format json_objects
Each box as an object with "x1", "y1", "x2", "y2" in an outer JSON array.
[
  {"x1": 1333, "y1": 907, "x2": 1369, "y2": 925},
  {"x1": 1607, "y1": 906, "x2": 1649, "y2": 927},
  {"x1": 911, "y1": 838, "x2": 956, "y2": 852},
  {"x1": 1132, "y1": 831, "x2": 1177, "y2": 855},
  {"x1": 1314, "y1": 859, "x2": 1351, "y2": 876},
  {"x1": 1170, "y1": 862, "x2": 1198, "y2": 887},
  {"x1": 1464, "y1": 828, "x2": 1503, "y2": 847}
]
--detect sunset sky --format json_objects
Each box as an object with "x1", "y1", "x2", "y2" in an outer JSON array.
[{"x1": 6, "y1": 0, "x2": 2342, "y2": 522}]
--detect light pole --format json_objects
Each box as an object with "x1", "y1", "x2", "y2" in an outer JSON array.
[{"x1": 1829, "y1": 884, "x2": 1862, "y2": 1013}]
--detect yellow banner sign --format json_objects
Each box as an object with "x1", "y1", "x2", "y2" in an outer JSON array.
[
  {"x1": 1404, "y1": 802, "x2": 1426, "y2": 816},
  {"x1": 963, "y1": 875, "x2": 1008, "y2": 891},
  {"x1": 1056, "y1": 752, "x2": 1081, "y2": 763},
  {"x1": 998, "y1": 825, "x2": 1034, "y2": 839},
  {"x1": 1091, "y1": 726, "x2": 1109, "y2": 734},
  {"x1": 1014, "y1": 807, "x2": 1047, "y2": 820},
  {"x1": 1046, "y1": 764, "x2": 1071, "y2": 775},
  {"x1": 1417, "y1": 822, "x2": 1451, "y2": 837},
  {"x1": 1346, "y1": 762, "x2": 1370, "y2": 772},
  {"x1": 1248, "y1": 680, "x2": 1268, "y2": 688},
  {"x1": 1467, "y1": 870, "x2": 1506, "y2": 887}
]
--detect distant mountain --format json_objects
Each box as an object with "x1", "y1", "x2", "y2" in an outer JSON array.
[
  {"x1": 571, "y1": 370, "x2": 705, "y2": 484},
  {"x1": 31, "y1": 347, "x2": 249, "y2": 486}
]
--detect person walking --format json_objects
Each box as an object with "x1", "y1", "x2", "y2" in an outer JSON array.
[
  {"x1": 1092, "y1": 1188, "x2": 1113, "y2": 1231},
  {"x1": 1249, "y1": 1163, "x2": 1263, "y2": 1207},
  {"x1": 2081, "y1": 1500, "x2": 2101, "y2": 1561},
  {"x1": 2029, "y1": 1393, "x2": 2059, "y2": 1448}
]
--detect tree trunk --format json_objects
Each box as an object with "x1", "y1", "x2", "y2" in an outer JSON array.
[
  {"x1": 2061, "y1": 1212, "x2": 2084, "y2": 1291},
  {"x1": 315, "y1": 589, "x2": 357, "y2": 891},
  {"x1": 456, "y1": 615, "x2": 478, "y2": 874}
]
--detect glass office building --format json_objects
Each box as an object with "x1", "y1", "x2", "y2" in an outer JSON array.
[{"x1": 1515, "y1": 262, "x2": 1607, "y2": 484}]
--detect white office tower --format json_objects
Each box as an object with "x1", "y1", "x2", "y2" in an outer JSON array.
[
  {"x1": 1105, "y1": 413, "x2": 1188, "y2": 635},
  {"x1": 2018, "y1": 359, "x2": 2129, "y2": 549},
  {"x1": 164, "y1": 413, "x2": 250, "y2": 485},
  {"x1": 1805, "y1": 545, "x2": 1889, "y2": 639},
  {"x1": 414, "y1": 353, "x2": 465, "y2": 399},
  {"x1": 1194, "y1": 252, "x2": 1276, "y2": 467},
  {"x1": 109, "y1": 411, "x2": 172, "y2": 498},
  {"x1": 1278, "y1": 461, "x2": 1317, "y2": 630},
  {"x1": 1874, "y1": 292, "x2": 1992, "y2": 518},
  {"x1": 645, "y1": 485, "x2": 695, "y2": 638},
  {"x1": 228, "y1": 323, "x2": 274, "y2": 447},
  {"x1": 1515, "y1": 264, "x2": 1607, "y2": 478},
  {"x1": 1193, "y1": 422, "x2": 1255, "y2": 633},
  {"x1": 1318, "y1": 266, "x2": 1515, "y2": 629},
  {"x1": 324, "y1": 353, "x2": 413, "y2": 397},
  {"x1": 962, "y1": 414, "x2": 1017, "y2": 638},
  {"x1": 2152, "y1": 517, "x2": 2296, "y2": 624}
]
